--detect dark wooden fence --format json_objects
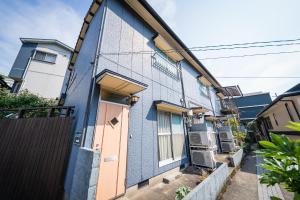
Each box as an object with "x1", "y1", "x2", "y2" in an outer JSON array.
[{"x1": 0, "y1": 106, "x2": 74, "y2": 200}]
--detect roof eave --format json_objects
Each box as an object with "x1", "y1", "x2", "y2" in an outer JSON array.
[
  {"x1": 20, "y1": 37, "x2": 74, "y2": 52},
  {"x1": 256, "y1": 91, "x2": 300, "y2": 117}
]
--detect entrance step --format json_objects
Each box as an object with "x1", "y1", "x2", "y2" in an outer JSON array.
[{"x1": 163, "y1": 172, "x2": 182, "y2": 184}]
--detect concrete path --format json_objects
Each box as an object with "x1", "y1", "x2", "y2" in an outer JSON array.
[
  {"x1": 221, "y1": 152, "x2": 293, "y2": 200},
  {"x1": 221, "y1": 153, "x2": 258, "y2": 200}
]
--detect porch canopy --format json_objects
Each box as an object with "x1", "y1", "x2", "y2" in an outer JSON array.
[
  {"x1": 204, "y1": 115, "x2": 219, "y2": 121},
  {"x1": 190, "y1": 106, "x2": 209, "y2": 114},
  {"x1": 215, "y1": 115, "x2": 228, "y2": 121},
  {"x1": 154, "y1": 100, "x2": 188, "y2": 114},
  {"x1": 217, "y1": 85, "x2": 243, "y2": 97},
  {"x1": 96, "y1": 70, "x2": 147, "y2": 96}
]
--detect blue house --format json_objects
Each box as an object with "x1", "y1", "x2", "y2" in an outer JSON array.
[
  {"x1": 233, "y1": 92, "x2": 272, "y2": 125},
  {"x1": 62, "y1": 1, "x2": 238, "y2": 199}
]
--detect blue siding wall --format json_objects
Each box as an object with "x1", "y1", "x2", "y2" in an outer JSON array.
[
  {"x1": 234, "y1": 93, "x2": 272, "y2": 107},
  {"x1": 67, "y1": 0, "x2": 221, "y2": 190},
  {"x1": 181, "y1": 60, "x2": 221, "y2": 115},
  {"x1": 63, "y1": 4, "x2": 105, "y2": 195},
  {"x1": 9, "y1": 43, "x2": 37, "y2": 80},
  {"x1": 92, "y1": 0, "x2": 187, "y2": 187}
]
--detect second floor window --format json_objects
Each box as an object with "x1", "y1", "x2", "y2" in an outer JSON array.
[
  {"x1": 198, "y1": 80, "x2": 208, "y2": 96},
  {"x1": 34, "y1": 51, "x2": 57, "y2": 63},
  {"x1": 152, "y1": 48, "x2": 180, "y2": 80}
]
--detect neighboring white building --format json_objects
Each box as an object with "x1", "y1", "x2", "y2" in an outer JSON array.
[{"x1": 8, "y1": 38, "x2": 73, "y2": 99}]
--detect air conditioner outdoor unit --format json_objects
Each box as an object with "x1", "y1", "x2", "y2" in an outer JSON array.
[
  {"x1": 189, "y1": 131, "x2": 217, "y2": 148},
  {"x1": 191, "y1": 150, "x2": 216, "y2": 168},
  {"x1": 217, "y1": 126, "x2": 231, "y2": 132},
  {"x1": 219, "y1": 131, "x2": 233, "y2": 141},
  {"x1": 221, "y1": 141, "x2": 235, "y2": 153}
]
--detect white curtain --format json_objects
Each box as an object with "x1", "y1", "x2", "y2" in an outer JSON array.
[
  {"x1": 171, "y1": 114, "x2": 186, "y2": 159},
  {"x1": 158, "y1": 111, "x2": 172, "y2": 161}
]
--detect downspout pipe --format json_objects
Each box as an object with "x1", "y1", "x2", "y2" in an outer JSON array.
[{"x1": 178, "y1": 63, "x2": 191, "y2": 161}]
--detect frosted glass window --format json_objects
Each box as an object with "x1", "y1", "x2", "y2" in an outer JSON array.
[
  {"x1": 157, "y1": 111, "x2": 186, "y2": 164},
  {"x1": 171, "y1": 114, "x2": 186, "y2": 159}
]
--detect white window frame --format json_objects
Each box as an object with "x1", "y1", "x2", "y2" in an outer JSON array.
[
  {"x1": 157, "y1": 111, "x2": 187, "y2": 167},
  {"x1": 152, "y1": 48, "x2": 180, "y2": 80},
  {"x1": 33, "y1": 50, "x2": 57, "y2": 64},
  {"x1": 198, "y1": 79, "x2": 209, "y2": 97}
]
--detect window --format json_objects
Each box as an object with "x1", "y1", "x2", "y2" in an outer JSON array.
[
  {"x1": 157, "y1": 111, "x2": 186, "y2": 166},
  {"x1": 264, "y1": 117, "x2": 273, "y2": 129},
  {"x1": 273, "y1": 113, "x2": 279, "y2": 126},
  {"x1": 152, "y1": 48, "x2": 180, "y2": 80},
  {"x1": 34, "y1": 51, "x2": 57, "y2": 63},
  {"x1": 285, "y1": 103, "x2": 295, "y2": 121},
  {"x1": 198, "y1": 80, "x2": 208, "y2": 96}
]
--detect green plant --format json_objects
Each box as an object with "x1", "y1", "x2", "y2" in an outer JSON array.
[
  {"x1": 257, "y1": 122, "x2": 300, "y2": 200},
  {"x1": 225, "y1": 117, "x2": 247, "y2": 146},
  {"x1": 175, "y1": 186, "x2": 191, "y2": 200},
  {"x1": 0, "y1": 88, "x2": 56, "y2": 118}
]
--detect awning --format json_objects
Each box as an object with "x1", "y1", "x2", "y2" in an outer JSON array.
[
  {"x1": 153, "y1": 35, "x2": 184, "y2": 62},
  {"x1": 204, "y1": 115, "x2": 218, "y2": 121},
  {"x1": 190, "y1": 106, "x2": 209, "y2": 114},
  {"x1": 198, "y1": 75, "x2": 211, "y2": 86},
  {"x1": 215, "y1": 115, "x2": 228, "y2": 121},
  {"x1": 217, "y1": 85, "x2": 243, "y2": 97},
  {"x1": 96, "y1": 70, "x2": 147, "y2": 96},
  {"x1": 154, "y1": 100, "x2": 188, "y2": 114},
  {"x1": 216, "y1": 92, "x2": 225, "y2": 99}
]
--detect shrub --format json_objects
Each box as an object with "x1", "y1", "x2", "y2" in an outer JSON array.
[
  {"x1": 257, "y1": 122, "x2": 300, "y2": 200},
  {"x1": 0, "y1": 88, "x2": 56, "y2": 118},
  {"x1": 175, "y1": 186, "x2": 191, "y2": 200}
]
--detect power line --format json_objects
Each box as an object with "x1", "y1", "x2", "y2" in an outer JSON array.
[
  {"x1": 192, "y1": 42, "x2": 300, "y2": 52},
  {"x1": 199, "y1": 50, "x2": 300, "y2": 60},
  {"x1": 187, "y1": 38, "x2": 300, "y2": 49},
  {"x1": 216, "y1": 76, "x2": 300, "y2": 79},
  {"x1": 101, "y1": 38, "x2": 300, "y2": 55}
]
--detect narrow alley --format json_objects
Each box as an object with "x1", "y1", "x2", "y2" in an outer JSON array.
[{"x1": 221, "y1": 150, "x2": 294, "y2": 200}]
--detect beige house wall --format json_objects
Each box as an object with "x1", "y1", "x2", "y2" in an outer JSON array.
[{"x1": 261, "y1": 95, "x2": 300, "y2": 133}]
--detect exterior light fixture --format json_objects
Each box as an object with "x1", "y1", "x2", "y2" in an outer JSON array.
[
  {"x1": 129, "y1": 95, "x2": 140, "y2": 106},
  {"x1": 187, "y1": 109, "x2": 193, "y2": 116}
]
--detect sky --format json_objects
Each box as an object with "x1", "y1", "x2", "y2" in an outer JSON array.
[{"x1": 0, "y1": 0, "x2": 299, "y2": 97}]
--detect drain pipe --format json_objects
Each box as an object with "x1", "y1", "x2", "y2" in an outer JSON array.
[
  {"x1": 178, "y1": 63, "x2": 191, "y2": 162},
  {"x1": 81, "y1": 1, "x2": 107, "y2": 148},
  {"x1": 208, "y1": 87, "x2": 222, "y2": 153}
]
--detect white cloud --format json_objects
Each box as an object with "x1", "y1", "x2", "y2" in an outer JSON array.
[
  {"x1": 0, "y1": 1, "x2": 83, "y2": 75},
  {"x1": 147, "y1": 0, "x2": 177, "y2": 28}
]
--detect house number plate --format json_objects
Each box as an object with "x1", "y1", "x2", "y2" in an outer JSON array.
[{"x1": 104, "y1": 156, "x2": 118, "y2": 162}]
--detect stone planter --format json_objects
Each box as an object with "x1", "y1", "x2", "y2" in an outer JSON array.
[
  {"x1": 183, "y1": 163, "x2": 229, "y2": 200},
  {"x1": 228, "y1": 149, "x2": 243, "y2": 167}
]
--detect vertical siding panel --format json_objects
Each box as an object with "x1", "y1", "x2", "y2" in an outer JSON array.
[
  {"x1": 131, "y1": 19, "x2": 144, "y2": 75},
  {"x1": 98, "y1": 0, "x2": 122, "y2": 72},
  {"x1": 127, "y1": 99, "x2": 143, "y2": 186},
  {"x1": 141, "y1": 78, "x2": 154, "y2": 180},
  {"x1": 118, "y1": 6, "x2": 134, "y2": 71}
]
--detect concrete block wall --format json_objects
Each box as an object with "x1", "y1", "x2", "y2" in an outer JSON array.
[
  {"x1": 229, "y1": 149, "x2": 243, "y2": 167},
  {"x1": 69, "y1": 147, "x2": 100, "y2": 200},
  {"x1": 183, "y1": 163, "x2": 229, "y2": 200}
]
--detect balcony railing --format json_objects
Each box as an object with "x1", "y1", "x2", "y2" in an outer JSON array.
[{"x1": 220, "y1": 99, "x2": 239, "y2": 114}]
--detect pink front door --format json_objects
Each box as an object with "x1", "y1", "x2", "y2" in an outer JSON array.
[{"x1": 93, "y1": 102, "x2": 129, "y2": 200}]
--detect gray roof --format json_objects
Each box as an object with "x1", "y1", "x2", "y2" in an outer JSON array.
[{"x1": 20, "y1": 38, "x2": 73, "y2": 52}]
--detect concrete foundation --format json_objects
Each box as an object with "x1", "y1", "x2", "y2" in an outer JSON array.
[{"x1": 69, "y1": 147, "x2": 100, "y2": 200}]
